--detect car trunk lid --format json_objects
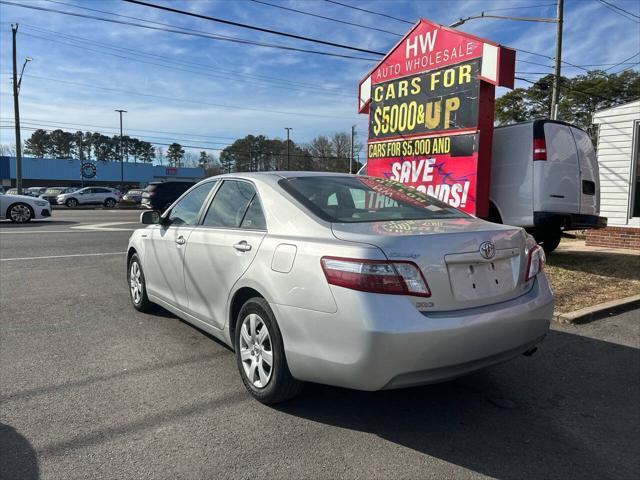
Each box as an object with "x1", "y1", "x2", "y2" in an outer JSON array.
[{"x1": 331, "y1": 218, "x2": 533, "y2": 312}]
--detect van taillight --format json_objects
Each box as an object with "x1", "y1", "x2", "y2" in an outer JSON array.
[{"x1": 533, "y1": 137, "x2": 547, "y2": 161}]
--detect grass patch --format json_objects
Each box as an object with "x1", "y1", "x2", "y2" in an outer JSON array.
[{"x1": 545, "y1": 250, "x2": 640, "y2": 313}]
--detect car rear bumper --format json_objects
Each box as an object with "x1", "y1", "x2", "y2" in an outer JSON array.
[
  {"x1": 272, "y1": 275, "x2": 553, "y2": 391},
  {"x1": 534, "y1": 211, "x2": 607, "y2": 231}
]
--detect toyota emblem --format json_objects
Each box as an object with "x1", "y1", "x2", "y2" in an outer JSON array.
[{"x1": 479, "y1": 241, "x2": 496, "y2": 259}]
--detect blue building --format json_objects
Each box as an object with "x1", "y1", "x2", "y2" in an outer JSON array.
[{"x1": 0, "y1": 156, "x2": 204, "y2": 189}]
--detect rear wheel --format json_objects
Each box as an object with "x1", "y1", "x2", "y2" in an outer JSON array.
[
  {"x1": 235, "y1": 297, "x2": 303, "y2": 404},
  {"x1": 128, "y1": 254, "x2": 153, "y2": 312},
  {"x1": 104, "y1": 198, "x2": 116, "y2": 208},
  {"x1": 65, "y1": 198, "x2": 78, "y2": 208},
  {"x1": 8, "y1": 203, "x2": 33, "y2": 223}
]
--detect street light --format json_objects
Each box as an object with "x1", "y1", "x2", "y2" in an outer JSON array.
[
  {"x1": 115, "y1": 109, "x2": 127, "y2": 191},
  {"x1": 449, "y1": 0, "x2": 563, "y2": 119}
]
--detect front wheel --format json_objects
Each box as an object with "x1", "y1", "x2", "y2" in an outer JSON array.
[
  {"x1": 8, "y1": 203, "x2": 33, "y2": 223},
  {"x1": 104, "y1": 198, "x2": 116, "y2": 208},
  {"x1": 65, "y1": 198, "x2": 78, "y2": 208},
  {"x1": 128, "y1": 254, "x2": 154, "y2": 312},
  {"x1": 235, "y1": 297, "x2": 303, "y2": 404}
]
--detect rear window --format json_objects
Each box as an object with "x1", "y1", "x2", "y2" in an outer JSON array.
[
  {"x1": 280, "y1": 176, "x2": 467, "y2": 223},
  {"x1": 127, "y1": 189, "x2": 143, "y2": 195},
  {"x1": 44, "y1": 188, "x2": 63, "y2": 195}
]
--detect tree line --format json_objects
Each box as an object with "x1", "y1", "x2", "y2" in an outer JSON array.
[{"x1": 495, "y1": 70, "x2": 639, "y2": 136}]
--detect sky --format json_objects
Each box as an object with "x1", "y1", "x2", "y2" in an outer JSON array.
[{"x1": 0, "y1": 0, "x2": 639, "y2": 162}]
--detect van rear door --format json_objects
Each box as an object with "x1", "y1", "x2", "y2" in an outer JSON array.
[
  {"x1": 535, "y1": 122, "x2": 580, "y2": 214},
  {"x1": 570, "y1": 127, "x2": 599, "y2": 216}
]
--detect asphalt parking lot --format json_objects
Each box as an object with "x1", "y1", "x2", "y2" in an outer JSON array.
[{"x1": 1, "y1": 210, "x2": 639, "y2": 480}]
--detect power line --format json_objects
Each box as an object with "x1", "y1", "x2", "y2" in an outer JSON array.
[
  {"x1": 17, "y1": 23, "x2": 348, "y2": 93},
  {"x1": 596, "y1": 0, "x2": 640, "y2": 22},
  {"x1": 248, "y1": 0, "x2": 402, "y2": 37},
  {"x1": 605, "y1": 52, "x2": 640, "y2": 72},
  {"x1": 122, "y1": 0, "x2": 386, "y2": 55},
  {"x1": 483, "y1": 3, "x2": 557, "y2": 13},
  {"x1": 2, "y1": 73, "x2": 356, "y2": 120},
  {"x1": 0, "y1": 117, "x2": 237, "y2": 140},
  {"x1": 323, "y1": 0, "x2": 413, "y2": 25},
  {"x1": 0, "y1": 0, "x2": 378, "y2": 61},
  {"x1": 15, "y1": 29, "x2": 352, "y2": 98}
]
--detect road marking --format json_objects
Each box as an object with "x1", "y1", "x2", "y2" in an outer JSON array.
[
  {"x1": 71, "y1": 222, "x2": 138, "y2": 232},
  {"x1": 0, "y1": 252, "x2": 126, "y2": 262}
]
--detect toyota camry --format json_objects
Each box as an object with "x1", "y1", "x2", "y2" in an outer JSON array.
[{"x1": 126, "y1": 173, "x2": 553, "y2": 404}]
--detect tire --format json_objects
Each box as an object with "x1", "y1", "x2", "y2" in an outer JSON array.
[
  {"x1": 235, "y1": 297, "x2": 303, "y2": 404},
  {"x1": 127, "y1": 253, "x2": 154, "y2": 312},
  {"x1": 104, "y1": 198, "x2": 116, "y2": 208},
  {"x1": 535, "y1": 230, "x2": 562, "y2": 254},
  {"x1": 7, "y1": 203, "x2": 33, "y2": 223},
  {"x1": 65, "y1": 198, "x2": 78, "y2": 208}
]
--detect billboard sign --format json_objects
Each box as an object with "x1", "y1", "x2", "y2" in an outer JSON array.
[{"x1": 359, "y1": 19, "x2": 515, "y2": 216}]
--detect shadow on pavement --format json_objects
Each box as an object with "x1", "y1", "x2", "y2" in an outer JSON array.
[
  {"x1": 276, "y1": 330, "x2": 639, "y2": 480},
  {"x1": 0, "y1": 424, "x2": 39, "y2": 480}
]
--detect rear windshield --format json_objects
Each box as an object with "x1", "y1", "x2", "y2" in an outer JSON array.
[
  {"x1": 280, "y1": 176, "x2": 467, "y2": 223},
  {"x1": 127, "y1": 189, "x2": 143, "y2": 195}
]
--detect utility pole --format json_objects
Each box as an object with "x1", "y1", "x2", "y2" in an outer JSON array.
[
  {"x1": 79, "y1": 133, "x2": 84, "y2": 188},
  {"x1": 115, "y1": 109, "x2": 127, "y2": 191},
  {"x1": 285, "y1": 127, "x2": 292, "y2": 170},
  {"x1": 550, "y1": 0, "x2": 564, "y2": 120},
  {"x1": 11, "y1": 24, "x2": 23, "y2": 195},
  {"x1": 350, "y1": 125, "x2": 356, "y2": 174}
]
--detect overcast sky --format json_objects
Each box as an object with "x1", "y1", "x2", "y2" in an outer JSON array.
[{"x1": 1, "y1": 0, "x2": 638, "y2": 160}]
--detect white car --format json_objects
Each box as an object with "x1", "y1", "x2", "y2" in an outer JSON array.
[
  {"x1": 127, "y1": 173, "x2": 553, "y2": 404},
  {"x1": 0, "y1": 192, "x2": 51, "y2": 223},
  {"x1": 57, "y1": 187, "x2": 119, "y2": 208}
]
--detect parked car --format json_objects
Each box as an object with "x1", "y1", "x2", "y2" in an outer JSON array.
[
  {"x1": 489, "y1": 120, "x2": 606, "y2": 253},
  {"x1": 5, "y1": 188, "x2": 18, "y2": 195},
  {"x1": 25, "y1": 187, "x2": 47, "y2": 197},
  {"x1": 40, "y1": 187, "x2": 77, "y2": 205},
  {"x1": 57, "y1": 187, "x2": 119, "y2": 208},
  {"x1": 127, "y1": 173, "x2": 553, "y2": 404},
  {"x1": 0, "y1": 192, "x2": 51, "y2": 223},
  {"x1": 141, "y1": 181, "x2": 195, "y2": 212},
  {"x1": 121, "y1": 188, "x2": 145, "y2": 205}
]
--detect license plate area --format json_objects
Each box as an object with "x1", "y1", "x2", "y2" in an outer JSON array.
[{"x1": 445, "y1": 248, "x2": 519, "y2": 301}]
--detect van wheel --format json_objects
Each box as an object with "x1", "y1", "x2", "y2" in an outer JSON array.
[{"x1": 535, "y1": 230, "x2": 561, "y2": 254}]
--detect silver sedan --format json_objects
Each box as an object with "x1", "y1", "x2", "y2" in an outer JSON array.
[{"x1": 127, "y1": 173, "x2": 553, "y2": 404}]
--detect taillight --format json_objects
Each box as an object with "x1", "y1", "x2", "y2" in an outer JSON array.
[
  {"x1": 533, "y1": 137, "x2": 547, "y2": 161},
  {"x1": 525, "y1": 245, "x2": 546, "y2": 281},
  {"x1": 321, "y1": 257, "x2": 431, "y2": 297}
]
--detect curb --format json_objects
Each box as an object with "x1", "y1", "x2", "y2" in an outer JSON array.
[{"x1": 554, "y1": 294, "x2": 640, "y2": 324}]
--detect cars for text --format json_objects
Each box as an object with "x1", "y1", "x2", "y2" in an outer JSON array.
[
  {"x1": 57, "y1": 187, "x2": 120, "y2": 208},
  {"x1": 0, "y1": 192, "x2": 51, "y2": 223},
  {"x1": 127, "y1": 173, "x2": 553, "y2": 404}
]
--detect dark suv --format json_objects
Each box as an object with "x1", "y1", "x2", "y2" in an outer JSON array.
[{"x1": 141, "y1": 181, "x2": 195, "y2": 212}]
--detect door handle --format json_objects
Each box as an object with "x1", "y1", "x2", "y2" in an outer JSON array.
[
  {"x1": 175, "y1": 235, "x2": 186, "y2": 246},
  {"x1": 233, "y1": 241, "x2": 252, "y2": 252}
]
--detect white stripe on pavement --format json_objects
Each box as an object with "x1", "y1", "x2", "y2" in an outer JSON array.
[
  {"x1": 1, "y1": 252, "x2": 126, "y2": 262},
  {"x1": 71, "y1": 222, "x2": 138, "y2": 232}
]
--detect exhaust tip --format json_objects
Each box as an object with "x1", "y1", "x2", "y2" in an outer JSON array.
[{"x1": 523, "y1": 347, "x2": 538, "y2": 357}]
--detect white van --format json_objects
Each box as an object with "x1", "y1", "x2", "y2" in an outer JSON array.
[{"x1": 489, "y1": 120, "x2": 606, "y2": 253}]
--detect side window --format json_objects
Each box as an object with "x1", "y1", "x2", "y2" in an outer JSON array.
[
  {"x1": 203, "y1": 181, "x2": 257, "y2": 228},
  {"x1": 167, "y1": 182, "x2": 216, "y2": 226},
  {"x1": 240, "y1": 196, "x2": 266, "y2": 230}
]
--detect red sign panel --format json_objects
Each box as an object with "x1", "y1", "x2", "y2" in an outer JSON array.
[{"x1": 359, "y1": 19, "x2": 515, "y2": 217}]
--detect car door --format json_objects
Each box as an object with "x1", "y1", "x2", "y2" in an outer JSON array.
[
  {"x1": 184, "y1": 180, "x2": 267, "y2": 329},
  {"x1": 570, "y1": 127, "x2": 600, "y2": 216},
  {"x1": 143, "y1": 181, "x2": 217, "y2": 308},
  {"x1": 78, "y1": 187, "x2": 95, "y2": 205}
]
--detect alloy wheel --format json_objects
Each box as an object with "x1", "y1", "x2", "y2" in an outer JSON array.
[
  {"x1": 239, "y1": 313, "x2": 273, "y2": 388},
  {"x1": 129, "y1": 261, "x2": 143, "y2": 305},
  {"x1": 9, "y1": 204, "x2": 32, "y2": 223}
]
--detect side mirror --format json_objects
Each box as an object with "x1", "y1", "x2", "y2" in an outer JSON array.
[{"x1": 140, "y1": 210, "x2": 161, "y2": 225}]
